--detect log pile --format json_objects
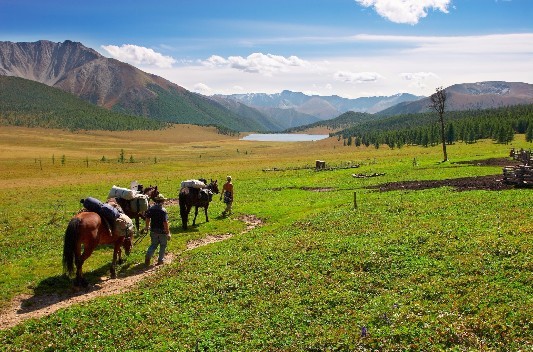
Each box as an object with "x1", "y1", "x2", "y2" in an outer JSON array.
[
  {"x1": 509, "y1": 148, "x2": 532, "y2": 165},
  {"x1": 503, "y1": 148, "x2": 533, "y2": 187}
]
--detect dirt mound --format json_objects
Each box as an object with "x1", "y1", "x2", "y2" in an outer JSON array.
[
  {"x1": 367, "y1": 174, "x2": 514, "y2": 192},
  {"x1": 451, "y1": 157, "x2": 517, "y2": 167},
  {"x1": 272, "y1": 186, "x2": 335, "y2": 192}
]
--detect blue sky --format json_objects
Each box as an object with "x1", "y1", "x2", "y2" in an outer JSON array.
[{"x1": 1, "y1": 0, "x2": 532, "y2": 98}]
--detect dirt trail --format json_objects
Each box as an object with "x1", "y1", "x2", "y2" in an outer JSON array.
[{"x1": 0, "y1": 214, "x2": 263, "y2": 330}]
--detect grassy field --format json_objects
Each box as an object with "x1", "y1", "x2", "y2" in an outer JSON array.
[{"x1": 0, "y1": 125, "x2": 531, "y2": 351}]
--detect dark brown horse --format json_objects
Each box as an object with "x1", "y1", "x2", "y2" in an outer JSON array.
[
  {"x1": 179, "y1": 179, "x2": 219, "y2": 229},
  {"x1": 111, "y1": 185, "x2": 159, "y2": 234},
  {"x1": 63, "y1": 211, "x2": 133, "y2": 287}
]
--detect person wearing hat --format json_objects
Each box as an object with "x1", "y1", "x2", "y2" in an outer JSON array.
[
  {"x1": 220, "y1": 176, "x2": 234, "y2": 216},
  {"x1": 144, "y1": 193, "x2": 171, "y2": 266}
]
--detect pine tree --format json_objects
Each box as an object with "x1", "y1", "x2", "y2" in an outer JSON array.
[
  {"x1": 446, "y1": 123, "x2": 456, "y2": 145},
  {"x1": 526, "y1": 123, "x2": 533, "y2": 142}
]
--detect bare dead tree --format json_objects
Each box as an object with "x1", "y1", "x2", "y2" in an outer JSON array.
[{"x1": 429, "y1": 87, "x2": 448, "y2": 162}]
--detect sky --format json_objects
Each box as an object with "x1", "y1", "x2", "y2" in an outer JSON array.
[{"x1": 1, "y1": 0, "x2": 533, "y2": 99}]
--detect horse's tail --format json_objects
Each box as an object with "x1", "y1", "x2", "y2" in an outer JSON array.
[
  {"x1": 178, "y1": 188, "x2": 189, "y2": 229},
  {"x1": 63, "y1": 217, "x2": 80, "y2": 276}
]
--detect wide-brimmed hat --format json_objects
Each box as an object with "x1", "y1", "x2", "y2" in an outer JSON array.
[{"x1": 154, "y1": 194, "x2": 166, "y2": 202}]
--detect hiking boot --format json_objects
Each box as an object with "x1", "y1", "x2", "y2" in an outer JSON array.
[{"x1": 156, "y1": 260, "x2": 164, "y2": 266}]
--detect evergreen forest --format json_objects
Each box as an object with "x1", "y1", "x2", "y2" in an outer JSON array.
[
  {"x1": 335, "y1": 105, "x2": 533, "y2": 148},
  {"x1": 0, "y1": 76, "x2": 167, "y2": 131}
]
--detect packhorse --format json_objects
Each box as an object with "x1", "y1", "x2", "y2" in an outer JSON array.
[
  {"x1": 63, "y1": 211, "x2": 133, "y2": 287},
  {"x1": 111, "y1": 185, "x2": 159, "y2": 234},
  {"x1": 179, "y1": 179, "x2": 219, "y2": 229}
]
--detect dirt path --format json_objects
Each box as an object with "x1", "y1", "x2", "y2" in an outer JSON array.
[{"x1": 0, "y1": 214, "x2": 263, "y2": 330}]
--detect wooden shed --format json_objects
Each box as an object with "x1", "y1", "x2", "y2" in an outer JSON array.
[{"x1": 316, "y1": 160, "x2": 326, "y2": 170}]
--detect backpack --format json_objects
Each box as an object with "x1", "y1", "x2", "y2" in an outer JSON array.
[
  {"x1": 100, "y1": 203, "x2": 121, "y2": 224},
  {"x1": 108, "y1": 185, "x2": 136, "y2": 200},
  {"x1": 113, "y1": 213, "x2": 134, "y2": 237},
  {"x1": 81, "y1": 197, "x2": 104, "y2": 213},
  {"x1": 129, "y1": 194, "x2": 149, "y2": 213}
]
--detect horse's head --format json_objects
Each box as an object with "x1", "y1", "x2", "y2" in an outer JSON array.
[
  {"x1": 143, "y1": 185, "x2": 159, "y2": 200},
  {"x1": 209, "y1": 179, "x2": 219, "y2": 194}
]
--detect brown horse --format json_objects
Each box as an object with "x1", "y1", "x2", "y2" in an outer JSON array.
[
  {"x1": 179, "y1": 179, "x2": 219, "y2": 229},
  {"x1": 111, "y1": 185, "x2": 159, "y2": 234},
  {"x1": 63, "y1": 211, "x2": 133, "y2": 287}
]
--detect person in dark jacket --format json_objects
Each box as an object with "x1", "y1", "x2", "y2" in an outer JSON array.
[{"x1": 144, "y1": 194, "x2": 171, "y2": 266}]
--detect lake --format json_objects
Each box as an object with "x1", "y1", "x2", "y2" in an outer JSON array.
[{"x1": 241, "y1": 133, "x2": 330, "y2": 142}]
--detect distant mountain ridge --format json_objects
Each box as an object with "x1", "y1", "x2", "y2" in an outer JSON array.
[
  {"x1": 0, "y1": 40, "x2": 267, "y2": 131},
  {"x1": 2, "y1": 40, "x2": 533, "y2": 133},
  {"x1": 216, "y1": 90, "x2": 424, "y2": 120},
  {"x1": 378, "y1": 81, "x2": 533, "y2": 116}
]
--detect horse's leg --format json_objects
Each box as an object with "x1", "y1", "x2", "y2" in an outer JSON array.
[
  {"x1": 193, "y1": 206, "x2": 199, "y2": 226},
  {"x1": 75, "y1": 257, "x2": 84, "y2": 287},
  {"x1": 204, "y1": 205, "x2": 209, "y2": 222},
  {"x1": 117, "y1": 244, "x2": 124, "y2": 265},
  {"x1": 135, "y1": 215, "x2": 140, "y2": 234},
  {"x1": 77, "y1": 243, "x2": 95, "y2": 288},
  {"x1": 179, "y1": 196, "x2": 189, "y2": 230},
  {"x1": 111, "y1": 243, "x2": 121, "y2": 279}
]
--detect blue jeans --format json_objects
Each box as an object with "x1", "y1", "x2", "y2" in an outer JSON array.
[{"x1": 145, "y1": 231, "x2": 168, "y2": 263}]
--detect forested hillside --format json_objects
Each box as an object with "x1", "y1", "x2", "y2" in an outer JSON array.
[
  {"x1": 0, "y1": 76, "x2": 166, "y2": 131},
  {"x1": 285, "y1": 111, "x2": 378, "y2": 133},
  {"x1": 335, "y1": 104, "x2": 533, "y2": 148},
  {"x1": 0, "y1": 40, "x2": 268, "y2": 132}
]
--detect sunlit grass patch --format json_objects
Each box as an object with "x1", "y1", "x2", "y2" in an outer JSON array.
[{"x1": 0, "y1": 126, "x2": 531, "y2": 349}]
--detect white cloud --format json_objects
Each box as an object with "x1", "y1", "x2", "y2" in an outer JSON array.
[
  {"x1": 400, "y1": 72, "x2": 439, "y2": 89},
  {"x1": 350, "y1": 33, "x2": 533, "y2": 55},
  {"x1": 193, "y1": 83, "x2": 213, "y2": 94},
  {"x1": 401, "y1": 72, "x2": 438, "y2": 81},
  {"x1": 334, "y1": 71, "x2": 383, "y2": 83},
  {"x1": 355, "y1": 0, "x2": 451, "y2": 25},
  {"x1": 142, "y1": 33, "x2": 533, "y2": 99},
  {"x1": 101, "y1": 44, "x2": 176, "y2": 68},
  {"x1": 202, "y1": 53, "x2": 309, "y2": 76}
]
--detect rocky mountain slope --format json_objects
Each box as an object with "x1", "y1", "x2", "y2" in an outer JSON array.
[
  {"x1": 0, "y1": 40, "x2": 266, "y2": 131},
  {"x1": 2, "y1": 40, "x2": 532, "y2": 132},
  {"x1": 378, "y1": 81, "x2": 533, "y2": 116},
  {"x1": 215, "y1": 90, "x2": 424, "y2": 119}
]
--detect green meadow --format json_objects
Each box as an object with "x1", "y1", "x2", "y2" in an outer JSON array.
[{"x1": 0, "y1": 126, "x2": 531, "y2": 351}]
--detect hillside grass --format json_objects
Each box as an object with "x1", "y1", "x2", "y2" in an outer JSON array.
[
  {"x1": 0, "y1": 76, "x2": 166, "y2": 131},
  {"x1": 0, "y1": 126, "x2": 531, "y2": 351}
]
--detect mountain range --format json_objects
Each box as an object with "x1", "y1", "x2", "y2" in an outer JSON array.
[
  {"x1": 378, "y1": 81, "x2": 533, "y2": 116},
  {"x1": 1, "y1": 40, "x2": 533, "y2": 132},
  {"x1": 0, "y1": 40, "x2": 268, "y2": 131},
  {"x1": 216, "y1": 90, "x2": 423, "y2": 118},
  {"x1": 212, "y1": 91, "x2": 424, "y2": 130}
]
